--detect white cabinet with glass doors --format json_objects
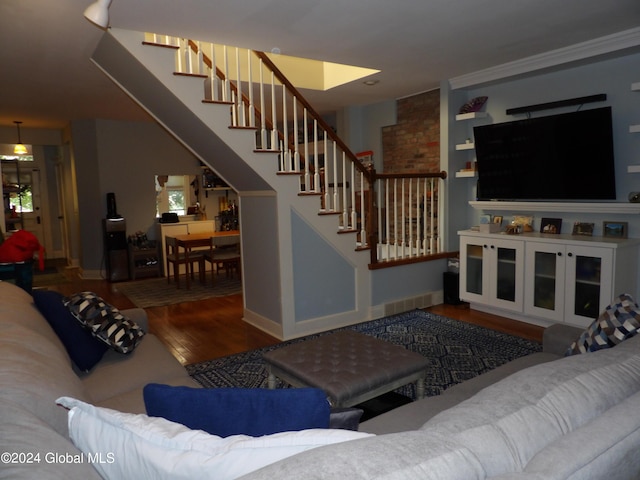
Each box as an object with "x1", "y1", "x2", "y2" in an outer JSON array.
[
  {"x1": 523, "y1": 240, "x2": 639, "y2": 328},
  {"x1": 460, "y1": 230, "x2": 640, "y2": 328},
  {"x1": 459, "y1": 235, "x2": 524, "y2": 313}
]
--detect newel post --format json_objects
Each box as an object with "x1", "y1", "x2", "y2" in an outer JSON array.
[{"x1": 367, "y1": 165, "x2": 378, "y2": 265}]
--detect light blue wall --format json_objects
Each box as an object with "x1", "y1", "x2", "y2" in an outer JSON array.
[
  {"x1": 241, "y1": 194, "x2": 282, "y2": 325},
  {"x1": 340, "y1": 101, "x2": 397, "y2": 171},
  {"x1": 371, "y1": 258, "x2": 448, "y2": 304},
  {"x1": 291, "y1": 210, "x2": 355, "y2": 321}
]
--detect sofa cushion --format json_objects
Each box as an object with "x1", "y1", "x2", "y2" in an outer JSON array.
[
  {"x1": 567, "y1": 293, "x2": 640, "y2": 355},
  {"x1": 57, "y1": 396, "x2": 372, "y2": 480},
  {"x1": 33, "y1": 289, "x2": 108, "y2": 372},
  {"x1": 63, "y1": 291, "x2": 145, "y2": 354},
  {"x1": 144, "y1": 384, "x2": 331, "y2": 437},
  {"x1": 0, "y1": 321, "x2": 90, "y2": 436},
  {"x1": 0, "y1": 400, "x2": 101, "y2": 480},
  {"x1": 0, "y1": 282, "x2": 68, "y2": 357},
  {"x1": 79, "y1": 334, "x2": 195, "y2": 404}
]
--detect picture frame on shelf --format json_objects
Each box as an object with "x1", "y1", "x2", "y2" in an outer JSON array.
[
  {"x1": 603, "y1": 221, "x2": 628, "y2": 238},
  {"x1": 512, "y1": 215, "x2": 533, "y2": 232},
  {"x1": 479, "y1": 214, "x2": 492, "y2": 224},
  {"x1": 493, "y1": 216, "x2": 503, "y2": 225},
  {"x1": 540, "y1": 218, "x2": 562, "y2": 234},
  {"x1": 572, "y1": 222, "x2": 594, "y2": 236}
]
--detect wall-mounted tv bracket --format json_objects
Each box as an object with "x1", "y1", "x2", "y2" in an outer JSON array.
[{"x1": 506, "y1": 94, "x2": 607, "y2": 115}]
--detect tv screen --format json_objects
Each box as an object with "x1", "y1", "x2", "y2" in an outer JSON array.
[{"x1": 474, "y1": 106, "x2": 616, "y2": 201}]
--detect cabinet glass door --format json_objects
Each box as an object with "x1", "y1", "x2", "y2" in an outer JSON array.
[
  {"x1": 465, "y1": 243, "x2": 484, "y2": 295},
  {"x1": 496, "y1": 247, "x2": 516, "y2": 302},
  {"x1": 533, "y1": 251, "x2": 558, "y2": 310},
  {"x1": 572, "y1": 255, "x2": 602, "y2": 319},
  {"x1": 565, "y1": 245, "x2": 613, "y2": 327}
]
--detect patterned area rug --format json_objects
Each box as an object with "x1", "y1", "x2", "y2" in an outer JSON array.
[
  {"x1": 187, "y1": 310, "x2": 542, "y2": 400},
  {"x1": 115, "y1": 275, "x2": 242, "y2": 308}
]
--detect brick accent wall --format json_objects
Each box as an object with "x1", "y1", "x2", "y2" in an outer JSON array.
[{"x1": 382, "y1": 89, "x2": 440, "y2": 173}]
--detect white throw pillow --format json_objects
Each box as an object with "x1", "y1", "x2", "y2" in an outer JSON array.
[{"x1": 56, "y1": 397, "x2": 372, "y2": 480}]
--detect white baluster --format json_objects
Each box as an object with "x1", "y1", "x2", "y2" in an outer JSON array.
[
  {"x1": 247, "y1": 50, "x2": 255, "y2": 128},
  {"x1": 303, "y1": 109, "x2": 311, "y2": 193},
  {"x1": 293, "y1": 96, "x2": 300, "y2": 172},
  {"x1": 393, "y1": 179, "x2": 398, "y2": 258},
  {"x1": 360, "y1": 171, "x2": 366, "y2": 246},
  {"x1": 342, "y1": 153, "x2": 348, "y2": 230},
  {"x1": 430, "y1": 178, "x2": 435, "y2": 253},
  {"x1": 401, "y1": 179, "x2": 406, "y2": 257},
  {"x1": 209, "y1": 43, "x2": 217, "y2": 102},
  {"x1": 416, "y1": 178, "x2": 422, "y2": 256},
  {"x1": 271, "y1": 72, "x2": 277, "y2": 151},
  {"x1": 176, "y1": 38, "x2": 185, "y2": 72},
  {"x1": 223, "y1": 46, "x2": 230, "y2": 103},
  {"x1": 350, "y1": 163, "x2": 356, "y2": 230},
  {"x1": 186, "y1": 39, "x2": 193, "y2": 74},
  {"x1": 258, "y1": 59, "x2": 267, "y2": 148},
  {"x1": 408, "y1": 178, "x2": 413, "y2": 257},
  {"x1": 422, "y1": 178, "x2": 428, "y2": 254},
  {"x1": 196, "y1": 41, "x2": 203, "y2": 75},
  {"x1": 332, "y1": 141, "x2": 338, "y2": 213},
  {"x1": 231, "y1": 90, "x2": 237, "y2": 127},
  {"x1": 313, "y1": 122, "x2": 318, "y2": 199},
  {"x1": 236, "y1": 48, "x2": 244, "y2": 127},
  {"x1": 385, "y1": 179, "x2": 390, "y2": 259},
  {"x1": 282, "y1": 85, "x2": 289, "y2": 171}
]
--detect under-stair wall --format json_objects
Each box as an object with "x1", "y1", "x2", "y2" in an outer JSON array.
[{"x1": 90, "y1": 28, "x2": 447, "y2": 339}]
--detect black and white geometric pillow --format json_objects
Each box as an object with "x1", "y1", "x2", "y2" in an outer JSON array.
[
  {"x1": 566, "y1": 293, "x2": 640, "y2": 355},
  {"x1": 63, "y1": 291, "x2": 145, "y2": 354}
]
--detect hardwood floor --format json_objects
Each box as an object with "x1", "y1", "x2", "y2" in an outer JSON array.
[{"x1": 43, "y1": 266, "x2": 543, "y2": 366}]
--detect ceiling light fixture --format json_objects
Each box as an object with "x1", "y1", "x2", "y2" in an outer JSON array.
[
  {"x1": 84, "y1": 0, "x2": 112, "y2": 29},
  {"x1": 13, "y1": 121, "x2": 27, "y2": 155},
  {"x1": 363, "y1": 80, "x2": 379, "y2": 86}
]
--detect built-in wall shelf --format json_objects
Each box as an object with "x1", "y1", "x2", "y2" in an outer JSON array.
[
  {"x1": 628, "y1": 165, "x2": 640, "y2": 173},
  {"x1": 455, "y1": 142, "x2": 475, "y2": 151},
  {"x1": 455, "y1": 170, "x2": 477, "y2": 178},
  {"x1": 632, "y1": 82, "x2": 640, "y2": 91},
  {"x1": 455, "y1": 112, "x2": 488, "y2": 121},
  {"x1": 470, "y1": 201, "x2": 640, "y2": 214},
  {"x1": 630, "y1": 125, "x2": 640, "y2": 133}
]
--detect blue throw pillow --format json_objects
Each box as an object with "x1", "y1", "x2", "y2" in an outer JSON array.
[
  {"x1": 143, "y1": 384, "x2": 330, "y2": 437},
  {"x1": 32, "y1": 290, "x2": 108, "y2": 372}
]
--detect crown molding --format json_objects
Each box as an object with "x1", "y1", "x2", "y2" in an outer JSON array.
[{"x1": 450, "y1": 27, "x2": 640, "y2": 90}]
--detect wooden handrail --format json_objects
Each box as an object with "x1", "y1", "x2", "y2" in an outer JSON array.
[
  {"x1": 254, "y1": 51, "x2": 373, "y2": 182},
  {"x1": 147, "y1": 34, "x2": 448, "y2": 266}
]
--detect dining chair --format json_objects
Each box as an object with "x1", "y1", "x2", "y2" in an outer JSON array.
[
  {"x1": 164, "y1": 236, "x2": 206, "y2": 289},
  {"x1": 203, "y1": 239, "x2": 241, "y2": 285}
]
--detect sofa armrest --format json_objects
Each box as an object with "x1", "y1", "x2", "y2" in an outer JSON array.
[
  {"x1": 542, "y1": 323, "x2": 583, "y2": 356},
  {"x1": 122, "y1": 308, "x2": 149, "y2": 332}
]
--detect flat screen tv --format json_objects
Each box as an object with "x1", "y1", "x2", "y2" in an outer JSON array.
[{"x1": 474, "y1": 106, "x2": 616, "y2": 201}]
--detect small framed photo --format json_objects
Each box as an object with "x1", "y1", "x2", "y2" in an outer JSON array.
[
  {"x1": 540, "y1": 218, "x2": 562, "y2": 234},
  {"x1": 493, "y1": 216, "x2": 503, "y2": 225},
  {"x1": 512, "y1": 215, "x2": 533, "y2": 227},
  {"x1": 479, "y1": 214, "x2": 492, "y2": 224},
  {"x1": 603, "y1": 221, "x2": 628, "y2": 238},
  {"x1": 572, "y1": 222, "x2": 594, "y2": 236}
]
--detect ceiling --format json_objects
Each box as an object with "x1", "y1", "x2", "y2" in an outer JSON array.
[{"x1": 1, "y1": 0, "x2": 640, "y2": 129}]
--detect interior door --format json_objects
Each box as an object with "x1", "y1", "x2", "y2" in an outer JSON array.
[{"x1": 18, "y1": 167, "x2": 46, "y2": 246}]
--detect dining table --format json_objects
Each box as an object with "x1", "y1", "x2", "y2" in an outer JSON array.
[{"x1": 166, "y1": 230, "x2": 240, "y2": 289}]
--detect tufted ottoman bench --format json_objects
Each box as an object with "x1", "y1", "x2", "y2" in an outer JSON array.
[{"x1": 263, "y1": 330, "x2": 429, "y2": 407}]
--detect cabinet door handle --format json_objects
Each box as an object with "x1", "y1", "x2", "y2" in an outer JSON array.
[
  {"x1": 557, "y1": 252, "x2": 562, "y2": 257},
  {"x1": 567, "y1": 252, "x2": 573, "y2": 257},
  {"x1": 483, "y1": 244, "x2": 488, "y2": 249}
]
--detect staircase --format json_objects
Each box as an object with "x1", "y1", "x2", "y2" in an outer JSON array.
[{"x1": 90, "y1": 29, "x2": 448, "y2": 340}]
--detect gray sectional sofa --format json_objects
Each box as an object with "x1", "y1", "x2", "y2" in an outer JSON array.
[
  {"x1": 0, "y1": 281, "x2": 200, "y2": 479},
  {"x1": 2, "y1": 278, "x2": 639, "y2": 479}
]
